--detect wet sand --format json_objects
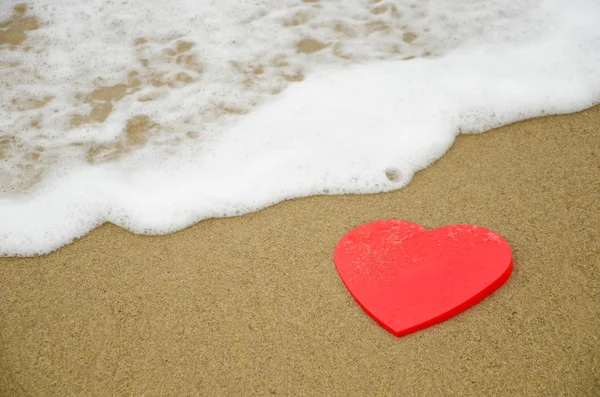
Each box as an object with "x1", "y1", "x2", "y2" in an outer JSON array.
[{"x1": 1, "y1": 106, "x2": 599, "y2": 396}]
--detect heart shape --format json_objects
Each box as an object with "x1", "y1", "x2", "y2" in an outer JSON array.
[{"x1": 333, "y1": 220, "x2": 513, "y2": 337}]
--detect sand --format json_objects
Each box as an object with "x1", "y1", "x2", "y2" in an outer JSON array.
[{"x1": 1, "y1": 106, "x2": 599, "y2": 396}]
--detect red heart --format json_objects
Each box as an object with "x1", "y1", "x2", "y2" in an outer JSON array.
[{"x1": 333, "y1": 220, "x2": 513, "y2": 337}]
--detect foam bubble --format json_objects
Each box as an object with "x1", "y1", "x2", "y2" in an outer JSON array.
[{"x1": 1, "y1": 0, "x2": 599, "y2": 255}]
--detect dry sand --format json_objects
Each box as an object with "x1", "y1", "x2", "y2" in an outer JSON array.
[{"x1": 1, "y1": 106, "x2": 599, "y2": 396}]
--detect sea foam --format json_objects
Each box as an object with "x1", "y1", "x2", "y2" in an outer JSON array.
[{"x1": 1, "y1": 0, "x2": 599, "y2": 255}]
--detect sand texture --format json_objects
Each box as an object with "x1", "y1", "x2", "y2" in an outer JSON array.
[{"x1": 1, "y1": 106, "x2": 599, "y2": 396}]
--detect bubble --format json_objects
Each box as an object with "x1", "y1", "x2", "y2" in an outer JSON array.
[{"x1": 385, "y1": 168, "x2": 402, "y2": 182}]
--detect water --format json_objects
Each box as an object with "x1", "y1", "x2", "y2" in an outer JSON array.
[{"x1": 1, "y1": 0, "x2": 599, "y2": 255}]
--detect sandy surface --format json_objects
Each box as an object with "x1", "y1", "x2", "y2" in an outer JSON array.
[{"x1": 1, "y1": 106, "x2": 599, "y2": 396}]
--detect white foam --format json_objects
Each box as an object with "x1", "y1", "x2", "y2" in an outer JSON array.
[{"x1": 1, "y1": 0, "x2": 599, "y2": 255}]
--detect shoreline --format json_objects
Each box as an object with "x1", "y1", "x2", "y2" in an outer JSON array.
[{"x1": 1, "y1": 106, "x2": 599, "y2": 395}]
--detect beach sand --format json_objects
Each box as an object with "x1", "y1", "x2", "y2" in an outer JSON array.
[{"x1": 1, "y1": 106, "x2": 599, "y2": 396}]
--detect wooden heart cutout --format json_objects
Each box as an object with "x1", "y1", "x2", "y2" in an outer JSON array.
[{"x1": 333, "y1": 220, "x2": 513, "y2": 337}]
